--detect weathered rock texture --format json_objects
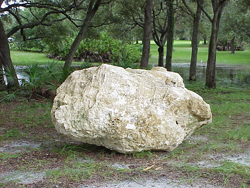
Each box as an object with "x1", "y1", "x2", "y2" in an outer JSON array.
[{"x1": 51, "y1": 64, "x2": 212, "y2": 153}]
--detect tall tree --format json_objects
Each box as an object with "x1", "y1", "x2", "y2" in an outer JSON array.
[
  {"x1": 0, "y1": 1, "x2": 18, "y2": 88},
  {"x1": 198, "y1": 0, "x2": 228, "y2": 88},
  {"x1": 152, "y1": 0, "x2": 169, "y2": 67},
  {"x1": 218, "y1": 0, "x2": 250, "y2": 53},
  {"x1": 0, "y1": 0, "x2": 85, "y2": 89},
  {"x1": 165, "y1": 0, "x2": 174, "y2": 71},
  {"x1": 181, "y1": 0, "x2": 203, "y2": 81},
  {"x1": 140, "y1": 0, "x2": 153, "y2": 68},
  {"x1": 64, "y1": 0, "x2": 113, "y2": 69},
  {"x1": 118, "y1": 0, "x2": 175, "y2": 68}
]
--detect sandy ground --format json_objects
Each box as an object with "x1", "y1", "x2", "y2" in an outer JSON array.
[{"x1": 2, "y1": 138, "x2": 250, "y2": 187}]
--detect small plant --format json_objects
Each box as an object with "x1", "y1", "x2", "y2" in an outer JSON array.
[
  {"x1": 22, "y1": 63, "x2": 67, "y2": 98},
  {"x1": 131, "y1": 150, "x2": 153, "y2": 159},
  {"x1": 0, "y1": 91, "x2": 17, "y2": 102}
]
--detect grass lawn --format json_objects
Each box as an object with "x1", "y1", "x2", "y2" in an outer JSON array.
[
  {"x1": 149, "y1": 40, "x2": 250, "y2": 66},
  {"x1": 10, "y1": 51, "x2": 60, "y2": 65},
  {"x1": 10, "y1": 40, "x2": 250, "y2": 67},
  {"x1": 10, "y1": 51, "x2": 79, "y2": 66}
]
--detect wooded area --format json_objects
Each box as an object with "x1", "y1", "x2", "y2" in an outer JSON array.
[{"x1": 0, "y1": 0, "x2": 250, "y2": 89}]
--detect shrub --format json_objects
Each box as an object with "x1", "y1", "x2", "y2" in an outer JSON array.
[{"x1": 49, "y1": 32, "x2": 142, "y2": 68}]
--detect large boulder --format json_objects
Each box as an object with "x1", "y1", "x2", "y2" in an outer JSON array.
[{"x1": 51, "y1": 64, "x2": 212, "y2": 153}]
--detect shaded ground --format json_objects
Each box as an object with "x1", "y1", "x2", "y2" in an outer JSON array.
[{"x1": 1, "y1": 87, "x2": 250, "y2": 188}]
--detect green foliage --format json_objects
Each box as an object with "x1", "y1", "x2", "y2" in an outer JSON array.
[
  {"x1": 50, "y1": 32, "x2": 142, "y2": 68},
  {"x1": 9, "y1": 38, "x2": 46, "y2": 52},
  {"x1": 131, "y1": 150, "x2": 153, "y2": 159},
  {"x1": 22, "y1": 63, "x2": 68, "y2": 98},
  {"x1": 77, "y1": 32, "x2": 141, "y2": 64},
  {"x1": 0, "y1": 91, "x2": 17, "y2": 102},
  {"x1": 47, "y1": 37, "x2": 73, "y2": 58}
]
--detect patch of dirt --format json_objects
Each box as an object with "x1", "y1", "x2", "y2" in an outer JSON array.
[
  {"x1": 79, "y1": 177, "x2": 222, "y2": 188},
  {"x1": 0, "y1": 171, "x2": 45, "y2": 185},
  {"x1": 1, "y1": 140, "x2": 42, "y2": 153}
]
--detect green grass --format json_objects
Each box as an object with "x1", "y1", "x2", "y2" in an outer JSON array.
[
  {"x1": 0, "y1": 128, "x2": 22, "y2": 141},
  {"x1": 11, "y1": 40, "x2": 250, "y2": 67},
  {"x1": 149, "y1": 40, "x2": 250, "y2": 66},
  {"x1": 10, "y1": 51, "x2": 60, "y2": 65},
  {"x1": 188, "y1": 86, "x2": 250, "y2": 144},
  {"x1": 10, "y1": 51, "x2": 79, "y2": 66},
  {"x1": 213, "y1": 161, "x2": 250, "y2": 179},
  {"x1": 0, "y1": 153, "x2": 21, "y2": 160},
  {"x1": 46, "y1": 159, "x2": 103, "y2": 182}
]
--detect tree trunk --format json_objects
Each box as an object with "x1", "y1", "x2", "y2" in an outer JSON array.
[
  {"x1": 206, "y1": 22, "x2": 217, "y2": 88},
  {"x1": 64, "y1": 0, "x2": 102, "y2": 69},
  {"x1": 140, "y1": 0, "x2": 153, "y2": 69},
  {"x1": 205, "y1": 2, "x2": 226, "y2": 88},
  {"x1": 203, "y1": 37, "x2": 207, "y2": 45},
  {"x1": 189, "y1": 1, "x2": 202, "y2": 81},
  {"x1": 230, "y1": 36, "x2": 235, "y2": 54},
  {"x1": 136, "y1": 37, "x2": 139, "y2": 44},
  {"x1": 0, "y1": 64, "x2": 5, "y2": 90},
  {"x1": 158, "y1": 45, "x2": 164, "y2": 67},
  {"x1": 0, "y1": 20, "x2": 19, "y2": 89},
  {"x1": 165, "y1": 0, "x2": 174, "y2": 71}
]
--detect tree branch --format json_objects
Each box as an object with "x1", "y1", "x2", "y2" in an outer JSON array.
[
  {"x1": 182, "y1": 0, "x2": 195, "y2": 17},
  {"x1": 196, "y1": 0, "x2": 212, "y2": 22}
]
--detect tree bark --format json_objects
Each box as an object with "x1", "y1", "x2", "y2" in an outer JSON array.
[
  {"x1": 0, "y1": 20, "x2": 19, "y2": 89},
  {"x1": 205, "y1": 1, "x2": 227, "y2": 88},
  {"x1": 206, "y1": 22, "x2": 217, "y2": 88},
  {"x1": 158, "y1": 45, "x2": 164, "y2": 67},
  {"x1": 189, "y1": 1, "x2": 202, "y2": 81},
  {"x1": 0, "y1": 63, "x2": 5, "y2": 90},
  {"x1": 165, "y1": 0, "x2": 174, "y2": 71},
  {"x1": 140, "y1": 0, "x2": 153, "y2": 69},
  {"x1": 64, "y1": 0, "x2": 102, "y2": 69}
]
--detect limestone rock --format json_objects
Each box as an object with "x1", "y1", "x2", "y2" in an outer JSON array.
[{"x1": 51, "y1": 64, "x2": 212, "y2": 153}]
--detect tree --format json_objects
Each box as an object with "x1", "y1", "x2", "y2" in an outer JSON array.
[
  {"x1": 117, "y1": 0, "x2": 176, "y2": 68},
  {"x1": 198, "y1": 0, "x2": 228, "y2": 88},
  {"x1": 181, "y1": 0, "x2": 204, "y2": 81},
  {"x1": 0, "y1": 0, "x2": 85, "y2": 89},
  {"x1": 0, "y1": 1, "x2": 18, "y2": 88},
  {"x1": 218, "y1": 0, "x2": 250, "y2": 53},
  {"x1": 64, "y1": 0, "x2": 114, "y2": 69},
  {"x1": 151, "y1": 0, "x2": 169, "y2": 67},
  {"x1": 140, "y1": 0, "x2": 153, "y2": 68},
  {"x1": 165, "y1": 0, "x2": 174, "y2": 71}
]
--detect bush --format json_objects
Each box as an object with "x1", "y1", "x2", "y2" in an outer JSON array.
[{"x1": 49, "y1": 32, "x2": 142, "y2": 68}]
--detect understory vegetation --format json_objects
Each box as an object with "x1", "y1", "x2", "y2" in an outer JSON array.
[{"x1": 10, "y1": 32, "x2": 142, "y2": 68}]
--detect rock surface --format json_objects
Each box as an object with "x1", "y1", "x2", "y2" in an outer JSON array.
[{"x1": 51, "y1": 64, "x2": 212, "y2": 153}]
